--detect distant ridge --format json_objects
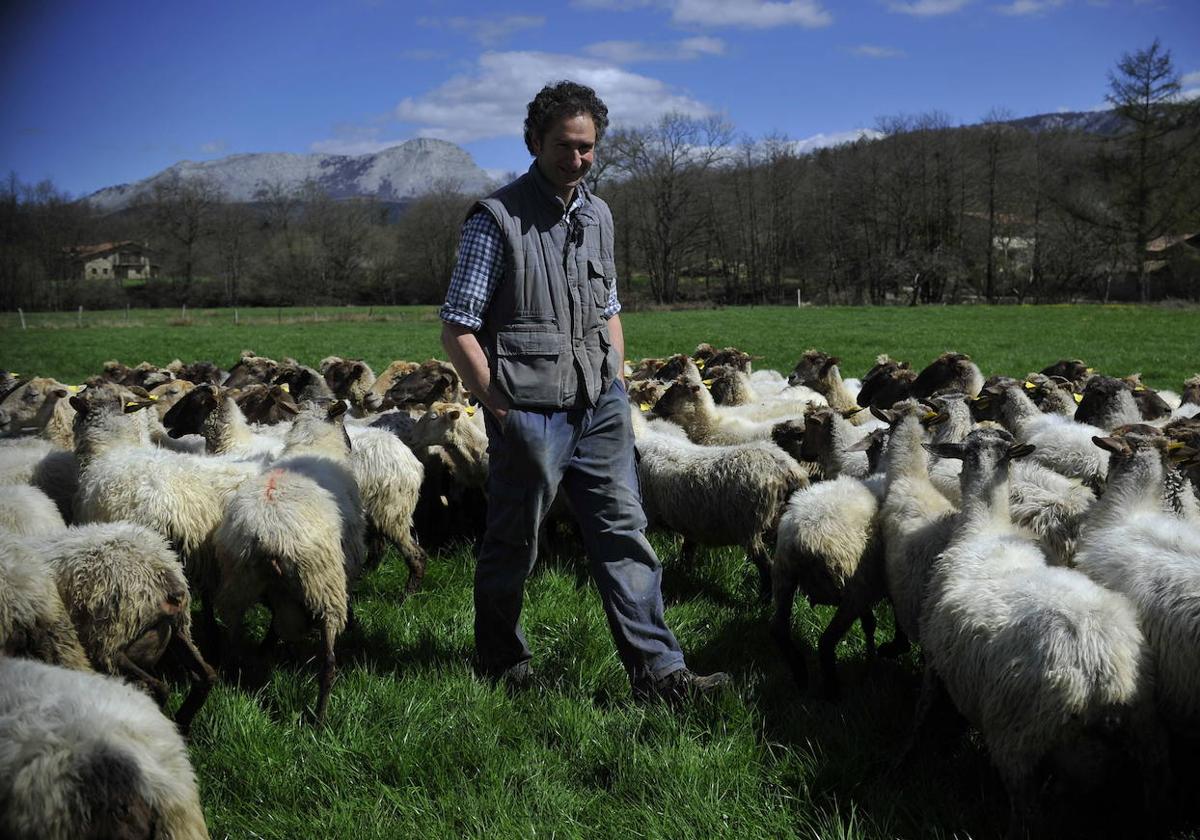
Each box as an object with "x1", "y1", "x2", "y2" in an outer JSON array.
[{"x1": 86, "y1": 138, "x2": 498, "y2": 212}]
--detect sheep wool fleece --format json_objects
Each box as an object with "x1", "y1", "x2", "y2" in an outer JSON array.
[{"x1": 478, "y1": 383, "x2": 686, "y2": 686}]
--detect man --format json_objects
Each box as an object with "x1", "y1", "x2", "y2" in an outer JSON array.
[{"x1": 439, "y1": 80, "x2": 729, "y2": 702}]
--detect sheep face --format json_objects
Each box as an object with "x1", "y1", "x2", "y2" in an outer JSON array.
[
  {"x1": 1121, "y1": 374, "x2": 1172, "y2": 421},
  {"x1": 147, "y1": 379, "x2": 196, "y2": 420},
  {"x1": 1183, "y1": 374, "x2": 1200, "y2": 407},
  {"x1": 411, "y1": 403, "x2": 469, "y2": 449},
  {"x1": 0, "y1": 378, "x2": 70, "y2": 435},
  {"x1": 224, "y1": 353, "x2": 279, "y2": 389},
  {"x1": 385, "y1": 360, "x2": 460, "y2": 410},
  {"x1": 161, "y1": 384, "x2": 220, "y2": 438},
  {"x1": 787, "y1": 349, "x2": 838, "y2": 388},
  {"x1": 1040, "y1": 358, "x2": 1093, "y2": 389},
  {"x1": 911, "y1": 352, "x2": 979, "y2": 399},
  {"x1": 234, "y1": 383, "x2": 298, "y2": 425},
  {"x1": 856, "y1": 356, "x2": 915, "y2": 409},
  {"x1": 653, "y1": 354, "x2": 702, "y2": 384},
  {"x1": 1075, "y1": 375, "x2": 1138, "y2": 428},
  {"x1": 705, "y1": 347, "x2": 752, "y2": 373},
  {"x1": 322, "y1": 358, "x2": 375, "y2": 402},
  {"x1": 650, "y1": 381, "x2": 704, "y2": 424}
]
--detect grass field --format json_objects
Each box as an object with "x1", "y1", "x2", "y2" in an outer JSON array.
[{"x1": 3, "y1": 304, "x2": 1199, "y2": 839}]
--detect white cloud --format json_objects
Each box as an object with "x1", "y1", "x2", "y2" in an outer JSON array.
[
  {"x1": 393, "y1": 51, "x2": 714, "y2": 143},
  {"x1": 571, "y1": 0, "x2": 831, "y2": 28},
  {"x1": 887, "y1": 0, "x2": 971, "y2": 15},
  {"x1": 419, "y1": 14, "x2": 545, "y2": 47},
  {"x1": 994, "y1": 0, "x2": 1065, "y2": 15},
  {"x1": 1181, "y1": 70, "x2": 1200, "y2": 87},
  {"x1": 585, "y1": 36, "x2": 726, "y2": 63},
  {"x1": 850, "y1": 44, "x2": 906, "y2": 59},
  {"x1": 789, "y1": 128, "x2": 883, "y2": 154},
  {"x1": 200, "y1": 140, "x2": 229, "y2": 154}
]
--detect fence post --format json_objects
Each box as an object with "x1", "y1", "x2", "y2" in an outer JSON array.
[
  {"x1": 796, "y1": 289, "x2": 801, "y2": 307},
  {"x1": 77, "y1": 305, "x2": 83, "y2": 327},
  {"x1": 18, "y1": 308, "x2": 25, "y2": 330},
  {"x1": 234, "y1": 308, "x2": 239, "y2": 325},
  {"x1": 125, "y1": 304, "x2": 129, "y2": 324},
  {"x1": 182, "y1": 303, "x2": 187, "y2": 322}
]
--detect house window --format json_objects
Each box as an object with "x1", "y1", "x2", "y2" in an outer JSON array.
[{"x1": 89, "y1": 268, "x2": 96, "y2": 276}]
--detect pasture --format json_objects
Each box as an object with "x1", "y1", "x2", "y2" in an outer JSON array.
[{"x1": 3, "y1": 303, "x2": 1199, "y2": 839}]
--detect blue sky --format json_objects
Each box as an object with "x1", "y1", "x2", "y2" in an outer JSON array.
[{"x1": 2, "y1": 0, "x2": 1197, "y2": 198}]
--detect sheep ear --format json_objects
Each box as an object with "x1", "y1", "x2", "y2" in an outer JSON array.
[
  {"x1": 820, "y1": 356, "x2": 840, "y2": 376},
  {"x1": 123, "y1": 399, "x2": 152, "y2": 414},
  {"x1": 1092, "y1": 435, "x2": 1128, "y2": 455},
  {"x1": 838, "y1": 408, "x2": 861, "y2": 420},
  {"x1": 869, "y1": 406, "x2": 894, "y2": 424},
  {"x1": 1167, "y1": 442, "x2": 1197, "y2": 464},
  {"x1": 448, "y1": 409, "x2": 462, "y2": 420},
  {"x1": 845, "y1": 436, "x2": 874, "y2": 453},
  {"x1": 326, "y1": 401, "x2": 349, "y2": 421},
  {"x1": 1006, "y1": 443, "x2": 1036, "y2": 461},
  {"x1": 69, "y1": 395, "x2": 89, "y2": 415},
  {"x1": 689, "y1": 384, "x2": 701, "y2": 394},
  {"x1": 924, "y1": 442, "x2": 965, "y2": 460}
]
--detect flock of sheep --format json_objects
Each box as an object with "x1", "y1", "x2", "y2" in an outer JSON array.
[{"x1": 1, "y1": 344, "x2": 1198, "y2": 838}]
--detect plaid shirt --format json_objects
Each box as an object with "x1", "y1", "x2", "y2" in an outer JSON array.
[{"x1": 439, "y1": 187, "x2": 621, "y2": 332}]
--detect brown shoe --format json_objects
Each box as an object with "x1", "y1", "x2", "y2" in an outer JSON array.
[{"x1": 632, "y1": 668, "x2": 732, "y2": 704}]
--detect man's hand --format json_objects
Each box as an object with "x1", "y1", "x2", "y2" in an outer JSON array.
[{"x1": 441, "y1": 322, "x2": 511, "y2": 421}]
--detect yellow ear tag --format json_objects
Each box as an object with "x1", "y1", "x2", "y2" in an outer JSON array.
[
  {"x1": 1134, "y1": 386, "x2": 1146, "y2": 392},
  {"x1": 1167, "y1": 441, "x2": 1184, "y2": 451},
  {"x1": 922, "y1": 411, "x2": 939, "y2": 422},
  {"x1": 149, "y1": 394, "x2": 159, "y2": 400},
  {"x1": 1024, "y1": 382, "x2": 1037, "y2": 390},
  {"x1": 1085, "y1": 368, "x2": 1094, "y2": 374},
  {"x1": 124, "y1": 401, "x2": 139, "y2": 409},
  {"x1": 67, "y1": 385, "x2": 78, "y2": 394},
  {"x1": 1074, "y1": 393, "x2": 1083, "y2": 404},
  {"x1": 695, "y1": 359, "x2": 705, "y2": 369},
  {"x1": 464, "y1": 405, "x2": 476, "y2": 416},
  {"x1": 702, "y1": 379, "x2": 713, "y2": 387},
  {"x1": 279, "y1": 383, "x2": 290, "y2": 393},
  {"x1": 639, "y1": 402, "x2": 652, "y2": 412}
]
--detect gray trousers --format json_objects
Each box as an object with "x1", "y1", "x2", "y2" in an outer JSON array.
[{"x1": 475, "y1": 378, "x2": 686, "y2": 684}]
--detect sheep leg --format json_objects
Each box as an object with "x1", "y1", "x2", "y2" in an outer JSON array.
[
  {"x1": 817, "y1": 601, "x2": 860, "y2": 702},
  {"x1": 747, "y1": 547, "x2": 773, "y2": 604},
  {"x1": 860, "y1": 608, "x2": 877, "y2": 658},
  {"x1": 401, "y1": 540, "x2": 427, "y2": 601},
  {"x1": 313, "y1": 619, "x2": 337, "y2": 725},
  {"x1": 889, "y1": 668, "x2": 948, "y2": 776},
  {"x1": 998, "y1": 762, "x2": 1039, "y2": 840},
  {"x1": 1126, "y1": 697, "x2": 1171, "y2": 829},
  {"x1": 877, "y1": 627, "x2": 910, "y2": 660},
  {"x1": 168, "y1": 631, "x2": 217, "y2": 735},
  {"x1": 114, "y1": 651, "x2": 171, "y2": 708},
  {"x1": 768, "y1": 566, "x2": 808, "y2": 691},
  {"x1": 680, "y1": 538, "x2": 697, "y2": 565}
]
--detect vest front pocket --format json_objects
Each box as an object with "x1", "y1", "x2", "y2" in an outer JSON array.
[
  {"x1": 587, "y1": 258, "x2": 616, "y2": 309},
  {"x1": 494, "y1": 329, "x2": 567, "y2": 407}
]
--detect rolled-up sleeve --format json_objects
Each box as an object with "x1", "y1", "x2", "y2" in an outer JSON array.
[
  {"x1": 439, "y1": 211, "x2": 505, "y2": 332},
  {"x1": 603, "y1": 285, "x2": 621, "y2": 319}
]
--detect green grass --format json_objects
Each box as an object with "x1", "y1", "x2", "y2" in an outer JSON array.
[
  {"x1": 3, "y1": 302, "x2": 1198, "y2": 389},
  {"x1": 4, "y1": 304, "x2": 1199, "y2": 838}
]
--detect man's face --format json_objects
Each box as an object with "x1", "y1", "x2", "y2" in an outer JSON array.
[{"x1": 532, "y1": 112, "x2": 596, "y2": 200}]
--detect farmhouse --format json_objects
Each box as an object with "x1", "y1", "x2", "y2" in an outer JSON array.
[{"x1": 69, "y1": 241, "x2": 159, "y2": 281}]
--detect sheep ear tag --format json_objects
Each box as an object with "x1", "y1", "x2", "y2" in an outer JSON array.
[
  {"x1": 279, "y1": 383, "x2": 290, "y2": 393},
  {"x1": 1023, "y1": 381, "x2": 1037, "y2": 390},
  {"x1": 695, "y1": 359, "x2": 705, "y2": 369},
  {"x1": 1074, "y1": 393, "x2": 1083, "y2": 404},
  {"x1": 702, "y1": 379, "x2": 713, "y2": 388},
  {"x1": 464, "y1": 405, "x2": 476, "y2": 416},
  {"x1": 639, "y1": 402, "x2": 652, "y2": 412}
]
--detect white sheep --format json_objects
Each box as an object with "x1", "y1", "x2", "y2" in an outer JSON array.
[
  {"x1": 0, "y1": 483, "x2": 66, "y2": 536},
  {"x1": 771, "y1": 469, "x2": 884, "y2": 698},
  {"x1": 919, "y1": 428, "x2": 1165, "y2": 838},
  {"x1": 214, "y1": 401, "x2": 366, "y2": 723},
  {"x1": 0, "y1": 656, "x2": 210, "y2": 840},
  {"x1": 877, "y1": 403, "x2": 959, "y2": 656},
  {"x1": 631, "y1": 409, "x2": 809, "y2": 599},
  {"x1": 650, "y1": 379, "x2": 813, "y2": 446},
  {"x1": 25, "y1": 521, "x2": 217, "y2": 732},
  {"x1": 1074, "y1": 432, "x2": 1200, "y2": 733},
  {"x1": 0, "y1": 437, "x2": 79, "y2": 523},
  {"x1": 71, "y1": 390, "x2": 261, "y2": 634},
  {"x1": 0, "y1": 534, "x2": 91, "y2": 671}
]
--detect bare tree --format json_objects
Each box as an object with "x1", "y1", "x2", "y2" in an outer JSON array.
[
  {"x1": 145, "y1": 173, "x2": 224, "y2": 293},
  {"x1": 606, "y1": 113, "x2": 733, "y2": 304}
]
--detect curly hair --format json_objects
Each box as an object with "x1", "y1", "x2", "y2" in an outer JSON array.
[{"x1": 523, "y1": 81, "x2": 609, "y2": 156}]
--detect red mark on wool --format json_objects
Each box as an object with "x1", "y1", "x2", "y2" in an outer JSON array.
[{"x1": 265, "y1": 469, "x2": 283, "y2": 501}]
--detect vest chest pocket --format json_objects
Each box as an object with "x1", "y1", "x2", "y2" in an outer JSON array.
[
  {"x1": 494, "y1": 329, "x2": 567, "y2": 407},
  {"x1": 587, "y1": 258, "x2": 616, "y2": 310}
]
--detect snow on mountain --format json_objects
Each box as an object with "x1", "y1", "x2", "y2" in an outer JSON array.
[{"x1": 86, "y1": 138, "x2": 499, "y2": 212}]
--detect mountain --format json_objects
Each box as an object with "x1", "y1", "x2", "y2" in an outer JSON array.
[
  {"x1": 1006, "y1": 109, "x2": 1130, "y2": 136},
  {"x1": 85, "y1": 138, "x2": 498, "y2": 213}
]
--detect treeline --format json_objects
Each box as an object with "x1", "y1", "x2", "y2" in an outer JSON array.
[{"x1": 2, "y1": 40, "x2": 1198, "y2": 312}]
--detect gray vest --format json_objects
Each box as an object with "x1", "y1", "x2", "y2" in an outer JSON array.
[{"x1": 475, "y1": 163, "x2": 621, "y2": 410}]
